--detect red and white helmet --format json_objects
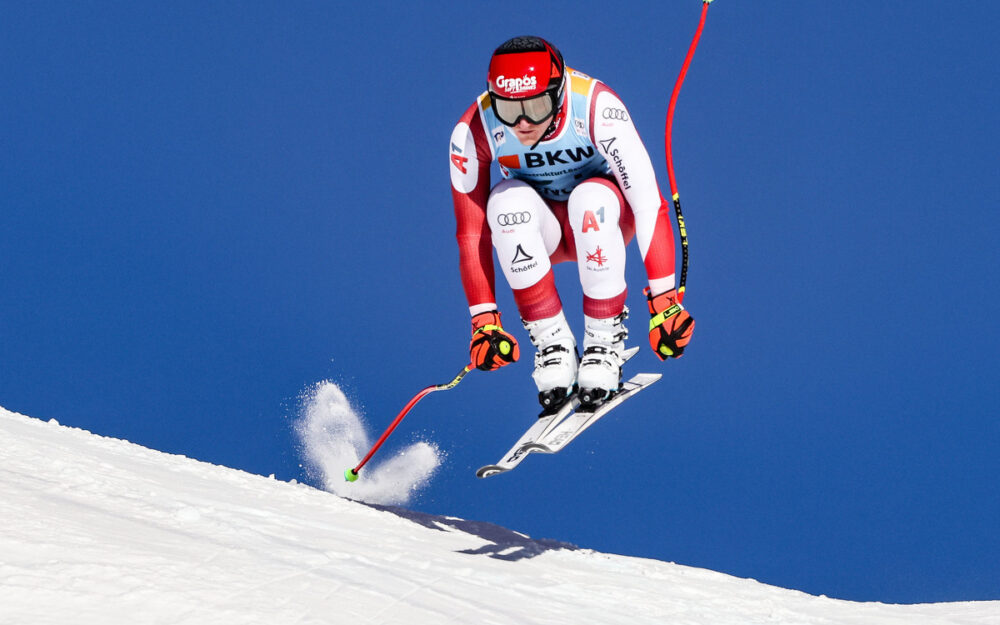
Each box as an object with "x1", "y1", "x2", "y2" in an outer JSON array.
[{"x1": 487, "y1": 36, "x2": 565, "y2": 126}]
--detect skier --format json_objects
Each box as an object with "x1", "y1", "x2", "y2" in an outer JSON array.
[{"x1": 450, "y1": 36, "x2": 695, "y2": 412}]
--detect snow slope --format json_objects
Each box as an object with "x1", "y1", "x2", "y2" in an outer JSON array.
[{"x1": 0, "y1": 406, "x2": 995, "y2": 625}]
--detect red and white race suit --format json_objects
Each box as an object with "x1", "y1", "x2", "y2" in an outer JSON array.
[{"x1": 449, "y1": 68, "x2": 677, "y2": 322}]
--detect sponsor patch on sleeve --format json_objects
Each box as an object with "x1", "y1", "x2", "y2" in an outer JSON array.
[{"x1": 449, "y1": 122, "x2": 479, "y2": 193}]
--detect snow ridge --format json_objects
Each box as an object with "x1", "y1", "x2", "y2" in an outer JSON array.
[{"x1": 0, "y1": 406, "x2": 996, "y2": 624}]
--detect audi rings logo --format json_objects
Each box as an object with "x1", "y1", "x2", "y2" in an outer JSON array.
[
  {"x1": 496, "y1": 211, "x2": 531, "y2": 226},
  {"x1": 602, "y1": 107, "x2": 629, "y2": 122}
]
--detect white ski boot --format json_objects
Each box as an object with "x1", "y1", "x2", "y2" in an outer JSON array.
[
  {"x1": 577, "y1": 307, "x2": 629, "y2": 409},
  {"x1": 522, "y1": 310, "x2": 579, "y2": 414}
]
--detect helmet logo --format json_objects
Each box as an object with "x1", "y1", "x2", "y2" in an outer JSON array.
[{"x1": 495, "y1": 73, "x2": 537, "y2": 95}]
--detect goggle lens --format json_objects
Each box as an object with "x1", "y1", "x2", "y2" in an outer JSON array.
[{"x1": 492, "y1": 92, "x2": 556, "y2": 126}]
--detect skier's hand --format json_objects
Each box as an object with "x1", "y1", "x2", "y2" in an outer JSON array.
[
  {"x1": 645, "y1": 288, "x2": 694, "y2": 360},
  {"x1": 469, "y1": 310, "x2": 520, "y2": 371}
]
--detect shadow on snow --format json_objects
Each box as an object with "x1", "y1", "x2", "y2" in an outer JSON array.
[{"x1": 361, "y1": 501, "x2": 579, "y2": 562}]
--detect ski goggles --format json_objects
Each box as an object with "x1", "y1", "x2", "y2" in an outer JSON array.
[{"x1": 489, "y1": 88, "x2": 560, "y2": 126}]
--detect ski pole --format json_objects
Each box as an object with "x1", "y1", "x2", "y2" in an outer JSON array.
[
  {"x1": 345, "y1": 363, "x2": 473, "y2": 482},
  {"x1": 664, "y1": 0, "x2": 714, "y2": 304}
]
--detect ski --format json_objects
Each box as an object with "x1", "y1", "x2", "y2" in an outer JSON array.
[
  {"x1": 525, "y1": 372, "x2": 661, "y2": 455},
  {"x1": 474, "y1": 396, "x2": 578, "y2": 478},
  {"x1": 476, "y1": 347, "x2": 643, "y2": 479}
]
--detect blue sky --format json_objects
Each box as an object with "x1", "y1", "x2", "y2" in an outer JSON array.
[{"x1": 2, "y1": 2, "x2": 998, "y2": 604}]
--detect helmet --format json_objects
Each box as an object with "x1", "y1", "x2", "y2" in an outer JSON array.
[{"x1": 487, "y1": 36, "x2": 565, "y2": 126}]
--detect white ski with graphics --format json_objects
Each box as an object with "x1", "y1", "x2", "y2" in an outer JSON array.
[
  {"x1": 474, "y1": 396, "x2": 579, "y2": 478},
  {"x1": 476, "y1": 347, "x2": 655, "y2": 478},
  {"x1": 524, "y1": 373, "x2": 660, "y2": 455}
]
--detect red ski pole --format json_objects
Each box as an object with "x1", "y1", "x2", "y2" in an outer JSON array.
[
  {"x1": 664, "y1": 0, "x2": 714, "y2": 304},
  {"x1": 345, "y1": 364, "x2": 473, "y2": 482}
]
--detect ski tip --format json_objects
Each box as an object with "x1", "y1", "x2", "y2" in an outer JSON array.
[
  {"x1": 344, "y1": 468, "x2": 359, "y2": 482},
  {"x1": 476, "y1": 465, "x2": 507, "y2": 479}
]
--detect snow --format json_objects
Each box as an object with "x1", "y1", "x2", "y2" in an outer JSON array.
[
  {"x1": 294, "y1": 381, "x2": 441, "y2": 506},
  {"x1": 1, "y1": 405, "x2": 996, "y2": 625}
]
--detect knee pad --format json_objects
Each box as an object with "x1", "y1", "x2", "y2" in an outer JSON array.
[
  {"x1": 486, "y1": 179, "x2": 558, "y2": 290},
  {"x1": 568, "y1": 178, "x2": 623, "y2": 235},
  {"x1": 568, "y1": 179, "x2": 628, "y2": 303},
  {"x1": 487, "y1": 179, "x2": 546, "y2": 231}
]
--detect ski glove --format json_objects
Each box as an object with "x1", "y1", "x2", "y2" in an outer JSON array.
[
  {"x1": 469, "y1": 310, "x2": 520, "y2": 371},
  {"x1": 645, "y1": 288, "x2": 694, "y2": 360}
]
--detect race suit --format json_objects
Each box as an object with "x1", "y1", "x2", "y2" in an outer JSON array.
[{"x1": 449, "y1": 68, "x2": 677, "y2": 322}]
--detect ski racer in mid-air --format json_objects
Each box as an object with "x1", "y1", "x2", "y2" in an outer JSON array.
[{"x1": 449, "y1": 35, "x2": 695, "y2": 412}]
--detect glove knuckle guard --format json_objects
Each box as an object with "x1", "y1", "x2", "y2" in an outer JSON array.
[
  {"x1": 644, "y1": 288, "x2": 694, "y2": 360},
  {"x1": 470, "y1": 311, "x2": 519, "y2": 371}
]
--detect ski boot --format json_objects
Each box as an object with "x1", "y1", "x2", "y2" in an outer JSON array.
[
  {"x1": 522, "y1": 310, "x2": 579, "y2": 415},
  {"x1": 577, "y1": 307, "x2": 629, "y2": 410}
]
